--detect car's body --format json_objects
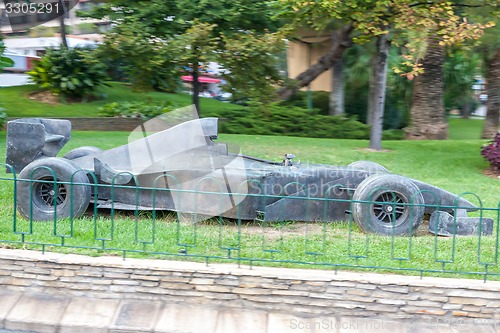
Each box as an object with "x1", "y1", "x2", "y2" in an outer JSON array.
[{"x1": 5, "y1": 117, "x2": 492, "y2": 236}]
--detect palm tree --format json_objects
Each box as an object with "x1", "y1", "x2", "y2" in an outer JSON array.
[
  {"x1": 405, "y1": 34, "x2": 448, "y2": 140},
  {"x1": 478, "y1": 19, "x2": 500, "y2": 139},
  {"x1": 482, "y1": 48, "x2": 500, "y2": 139}
]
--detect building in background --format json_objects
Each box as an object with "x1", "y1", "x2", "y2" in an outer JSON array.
[{"x1": 286, "y1": 28, "x2": 333, "y2": 92}]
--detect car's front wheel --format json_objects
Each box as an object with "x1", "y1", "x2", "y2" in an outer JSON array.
[
  {"x1": 352, "y1": 174, "x2": 424, "y2": 235},
  {"x1": 17, "y1": 157, "x2": 91, "y2": 221}
]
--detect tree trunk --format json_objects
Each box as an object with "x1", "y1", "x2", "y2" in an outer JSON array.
[
  {"x1": 329, "y1": 56, "x2": 345, "y2": 116},
  {"x1": 405, "y1": 35, "x2": 448, "y2": 140},
  {"x1": 481, "y1": 49, "x2": 500, "y2": 139},
  {"x1": 192, "y1": 63, "x2": 200, "y2": 116},
  {"x1": 368, "y1": 32, "x2": 390, "y2": 150},
  {"x1": 276, "y1": 24, "x2": 353, "y2": 100},
  {"x1": 59, "y1": 0, "x2": 68, "y2": 49}
]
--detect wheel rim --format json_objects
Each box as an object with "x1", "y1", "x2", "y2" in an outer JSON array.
[
  {"x1": 33, "y1": 177, "x2": 67, "y2": 208},
  {"x1": 371, "y1": 191, "x2": 408, "y2": 227}
]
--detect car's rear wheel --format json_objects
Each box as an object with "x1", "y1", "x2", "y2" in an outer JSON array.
[
  {"x1": 17, "y1": 157, "x2": 91, "y2": 221},
  {"x1": 348, "y1": 160, "x2": 388, "y2": 173},
  {"x1": 63, "y1": 146, "x2": 103, "y2": 160},
  {"x1": 352, "y1": 174, "x2": 424, "y2": 235}
]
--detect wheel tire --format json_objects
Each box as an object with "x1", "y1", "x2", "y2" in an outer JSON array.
[
  {"x1": 17, "y1": 157, "x2": 91, "y2": 221},
  {"x1": 352, "y1": 174, "x2": 424, "y2": 235},
  {"x1": 63, "y1": 146, "x2": 102, "y2": 160},
  {"x1": 348, "y1": 160, "x2": 389, "y2": 173}
]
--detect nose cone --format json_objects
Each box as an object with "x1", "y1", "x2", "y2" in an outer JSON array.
[
  {"x1": 455, "y1": 196, "x2": 478, "y2": 211},
  {"x1": 410, "y1": 179, "x2": 478, "y2": 212}
]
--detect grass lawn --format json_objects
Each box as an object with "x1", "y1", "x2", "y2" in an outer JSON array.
[
  {"x1": 0, "y1": 82, "x2": 243, "y2": 117},
  {"x1": 0, "y1": 130, "x2": 499, "y2": 279},
  {"x1": 448, "y1": 118, "x2": 486, "y2": 140}
]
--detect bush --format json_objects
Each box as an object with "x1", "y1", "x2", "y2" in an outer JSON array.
[
  {"x1": 205, "y1": 103, "x2": 370, "y2": 140},
  {"x1": 481, "y1": 133, "x2": 500, "y2": 173},
  {"x1": 98, "y1": 101, "x2": 176, "y2": 119},
  {"x1": 279, "y1": 91, "x2": 331, "y2": 115},
  {"x1": 27, "y1": 47, "x2": 108, "y2": 100}
]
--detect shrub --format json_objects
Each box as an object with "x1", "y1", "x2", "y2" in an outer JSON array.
[
  {"x1": 27, "y1": 47, "x2": 108, "y2": 100},
  {"x1": 98, "y1": 101, "x2": 176, "y2": 119},
  {"x1": 481, "y1": 133, "x2": 500, "y2": 173},
  {"x1": 279, "y1": 91, "x2": 330, "y2": 115},
  {"x1": 0, "y1": 106, "x2": 6, "y2": 129},
  {"x1": 206, "y1": 103, "x2": 370, "y2": 140}
]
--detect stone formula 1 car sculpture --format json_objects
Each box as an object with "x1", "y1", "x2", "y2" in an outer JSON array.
[{"x1": 5, "y1": 117, "x2": 493, "y2": 236}]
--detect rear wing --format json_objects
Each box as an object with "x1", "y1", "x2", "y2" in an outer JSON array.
[{"x1": 6, "y1": 118, "x2": 71, "y2": 174}]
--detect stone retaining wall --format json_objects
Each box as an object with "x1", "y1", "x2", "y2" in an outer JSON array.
[
  {"x1": 1, "y1": 248, "x2": 499, "y2": 330},
  {"x1": 5, "y1": 117, "x2": 144, "y2": 131}
]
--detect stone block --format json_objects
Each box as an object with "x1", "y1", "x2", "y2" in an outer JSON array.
[
  {"x1": 110, "y1": 300, "x2": 162, "y2": 332},
  {"x1": 59, "y1": 298, "x2": 120, "y2": 333},
  {"x1": 154, "y1": 303, "x2": 219, "y2": 333},
  {"x1": 338, "y1": 317, "x2": 399, "y2": 333},
  {"x1": 449, "y1": 297, "x2": 488, "y2": 306},
  {"x1": 214, "y1": 308, "x2": 268, "y2": 333},
  {"x1": 5, "y1": 293, "x2": 69, "y2": 333},
  {"x1": 0, "y1": 291, "x2": 22, "y2": 322}
]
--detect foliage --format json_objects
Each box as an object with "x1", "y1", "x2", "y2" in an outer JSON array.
[
  {"x1": 96, "y1": 23, "x2": 180, "y2": 92},
  {"x1": 75, "y1": 23, "x2": 100, "y2": 34},
  {"x1": 219, "y1": 31, "x2": 286, "y2": 103},
  {"x1": 82, "y1": 0, "x2": 284, "y2": 104},
  {"x1": 0, "y1": 38, "x2": 14, "y2": 70},
  {"x1": 481, "y1": 133, "x2": 500, "y2": 172},
  {"x1": 342, "y1": 44, "x2": 412, "y2": 130},
  {"x1": 0, "y1": 107, "x2": 6, "y2": 128},
  {"x1": 277, "y1": 1, "x2": 496, "y2": 79},
  {"x1": 279, "y1": 91, "x2": 331, "y2": 115},
  {"x1": 205, "y1": 103, "x2": 370, "y2": 139},
  {"x1": 444, "y1": 49, "x2": 481, "y2": 114},
  {"x1": 27, "y1": 47, "x2": 108, "y2": 100},
  {"x1": 98, "y1": 101, "x2": 176, "y2": 120},
  {"x1": 28, "y1": 26, "x2": 56, "y2": 37}
]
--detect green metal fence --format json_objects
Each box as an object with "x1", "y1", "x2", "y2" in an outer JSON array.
[{"x1": 1, "y1": 164, "x2": 499, "y2": 281}]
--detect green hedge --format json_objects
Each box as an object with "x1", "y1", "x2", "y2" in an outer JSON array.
[
  {"x1": 98, "y1": 101, "x2": 175, "y2": 119},
  {"x1": 203, "y1": 104, "x2": 370, "y2": 139},
  {"x1": 98, "y1": 100, "x2": 403, "y2": 140}
]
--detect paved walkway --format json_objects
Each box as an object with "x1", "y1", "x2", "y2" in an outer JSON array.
[
  {"x1": 0, "y1": 290, "x2": 285, "y2": 333},
  {"x1": 0, "y1": 289, "x2": 497, "y2": 333}
]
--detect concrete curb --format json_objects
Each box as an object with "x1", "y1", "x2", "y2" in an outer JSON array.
[
  {"x1": 0, "y1": 249, "x2": 499, "y2": 332},
  {"x1": 0, "y1": 290, "x2": 490, "y2": 333}
]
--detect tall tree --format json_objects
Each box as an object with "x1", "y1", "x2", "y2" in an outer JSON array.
[
  {"x1": 476, "y1": 13, "x2": 500, "y2": 138},
  {"x1": 58, "y1": 0, "x2": 68, "y2": 49},
  {"x1": 402, "y1": 1, "x2": 496, "y2": 139},
  {"x1": 368, "y1": 31, "x2": 391, "y2": 149},
  {"x1": 482, "y1": 48, "x2": 500, "y2": 138},
  {"x1": 277, "y1": 0, "x2": 491, "y2": 149},
  {"x1": 330, "y1": 54, "x2": 345, "y2": 115},
  {"x1": 405, "y1": 35, "x2": 448, "y2": 139},
  {"x1": 82, "y1": 0, "x2": 281, "y2": 113}
]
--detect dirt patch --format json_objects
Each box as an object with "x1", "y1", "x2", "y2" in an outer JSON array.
[
  {"x1": 484, "y1": 168, "x2": 500, "y2": 180},
  {"x1": 356, "y1": 148, "x2": 392, "y2": 153},
  {"x1": 239, "y1": 222, "x2": 325, "y2": 240},
  {"x1": 28, "y1": 90, "x2": 60, "y2": 105}
]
